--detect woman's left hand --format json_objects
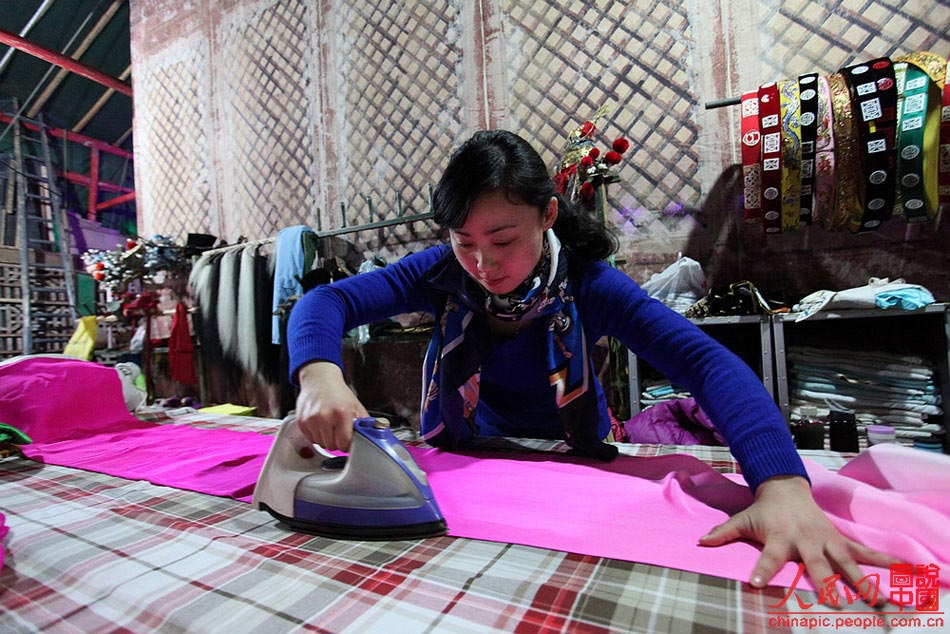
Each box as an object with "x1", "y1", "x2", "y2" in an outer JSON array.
[{"x1": 698, "y1": 475, "x2": 900, "y2": 600}]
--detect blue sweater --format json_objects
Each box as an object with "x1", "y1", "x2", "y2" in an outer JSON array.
[{"x1": 287, "y1": 244, "x2": 807, "y2": 491}]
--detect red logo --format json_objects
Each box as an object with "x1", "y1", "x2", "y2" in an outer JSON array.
[
  {"x1": 890, "y1": 563, "x2": 941, "y2": 611},
  {"x1": 742, "y1": 130, "x2": 761, "y2": 146}
]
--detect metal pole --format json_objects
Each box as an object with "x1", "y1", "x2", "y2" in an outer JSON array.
[
  {"x1": 88, "y1": 147, "x2": 100, "y2": 220},
  {"x1": 12, "y1": 117, "x2": 33, "y2": 353},
  {"x1": 0, "y1": 0, "x2": 56, "y2": 75},
  {"x1": 28, "y1": 0, "x2": 126, "y2": 116}
]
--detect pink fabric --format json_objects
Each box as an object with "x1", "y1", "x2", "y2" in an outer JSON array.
[
  {"x1": 807, "y1": 444, "x2": 950, "y2": 574},
  {"x1": 0, "y1": 356, "x2": 148, "y2": 443},
  {"x1": 411, "y1": 447, "x2": 792, "y2": 581},
  {"x1": 22, "y1": 425, "x2": 270, "y2": 500},
  {"x1": 14, "y1": 422, "x2": 950, "y2": 591},
  {"x1": 620, "y1": 398, "x2": 725, "y2": 445},
  {"x1": 4, "y1": 356, "x2": 948, "y2": 591},
  {"x1": 3, "y1": 356, "x2": 267, "y2": 500},
  {"x1": 410, "y1": 447, "x2": 948, "y2": 591}
]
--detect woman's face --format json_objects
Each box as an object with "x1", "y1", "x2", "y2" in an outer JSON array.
[{"x1": 449, "y1": 189, "x2": 557, "y2": 295}]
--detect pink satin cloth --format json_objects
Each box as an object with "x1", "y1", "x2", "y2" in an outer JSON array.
[
  {"x1": 1, "y1": 356, "x2": 269, "y2": 500},
  {"x1": 3, "y1": 357, "x2": 949, "y2": 591},
  {"x1": 0, "y1": 355, "x2": 147, "y2": 443}
]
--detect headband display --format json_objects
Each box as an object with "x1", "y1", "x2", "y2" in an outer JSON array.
[{"x1": 733, "y1": 51, "x2": 948, "y2": 234}]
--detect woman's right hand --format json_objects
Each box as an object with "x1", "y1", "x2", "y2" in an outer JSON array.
[{"x1": 294, "y1": 361, "x2": 369, "y2": 452}]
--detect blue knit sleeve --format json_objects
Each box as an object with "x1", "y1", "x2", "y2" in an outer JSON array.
[
  {"x1": 575, "y1": 261, "x2": 808, "y2": 492},
  {"x1": 286, "y1": 245, "x2": 448, "y2": 383}
]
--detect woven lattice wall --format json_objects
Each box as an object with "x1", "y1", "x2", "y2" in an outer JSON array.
[
  {"x1": 335, "y1": 1, "x2": 460, "y2": 259},
  {"x1": 135, "y1": 43, "x2": 214, "y2": 241},
  {"x1": 131, "y1": 0, "x2": 949, "y2": 295},
  {"x1": 505, "y1": 1, "x2": 698, "y2": 218},
  {"x1": 757, "y1": 1, "x2": 948, "y2": 77},
  {"x1": 217, "y1": 0, "x2": 316, "y2": 241}
]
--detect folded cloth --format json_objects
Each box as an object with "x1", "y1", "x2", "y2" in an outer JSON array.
[
  {"x1": 271, "y1": 225, "x2": 316, "y2": 344},
  {"x1": 806, "y1": 444, "x2": 950, "y2": 576},
  {"x1": 621, "y1": 397, "x2": 726, "y2": 446},
  {"x1": 793, "y1": 277, "x2": 935, "y2": 321},
  {"x1": 0, "y1": 356, "x2": 146, "y2": 443}
]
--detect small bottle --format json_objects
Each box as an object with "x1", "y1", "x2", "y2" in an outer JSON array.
[
  {"x1": 828, "y1": 408, "x2": 859, "y2": 453},
  {"x1": 866, "y1": 424, "x2": 896, "y2": 447},
  {"x1": 791, "y1": 405, "x2": 825, "y2": 450}
]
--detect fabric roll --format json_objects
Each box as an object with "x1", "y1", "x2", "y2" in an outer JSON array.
[
  {"x1": 897, "y1": 64, "x2": 941, "y2": 221},
  {"x1": 841, "y1": 57, "x2": 898, "y2": 233},
  {"x1": 779, "y1": 78, "x2": 803, "y2": 230},
  {"x1": 813, "y1": 75, "x2": 836, "y2": 223},
  {"x1": 939, "y1": 51, "x2": 950, "y2": 206},
  {"x1": 827, "y1": 72, "x2": 863, "y2": 231},
  {"x1": 798, "y1": 72, "x2": 819, "y2": 225},
  {"x1": 740, "y1": 90, "x2": 763, "y2": 224},
  {"x1": 895, "y1": 51, "x2": 949, "y2": 86},
  {"x1": 757, "y1": 81, "x2": 783, "y2": 233},
  {"x1": 892, "y1": 62, "x2": 909, "y2": 215}
]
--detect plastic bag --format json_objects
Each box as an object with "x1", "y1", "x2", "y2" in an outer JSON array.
[
  {"x1": 63, "y1": 316, "x2": 98, "y2": 360},
  {"x1": 353, "y1": 258, "x2": 383, "y2": 344},
  {"x1": 129, "y1": 323, "x2": 146, "y2": 353},
  {"x1": 640, "y1": 256, "x2": 707, "y2": 314}
]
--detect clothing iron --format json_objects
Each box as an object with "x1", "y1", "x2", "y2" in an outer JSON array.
[{"x1": 253, "y1": 415, "x2": 447, "y2": 539}]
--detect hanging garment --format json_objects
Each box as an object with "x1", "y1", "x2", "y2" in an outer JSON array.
[
  {"x1": 216, "y1": 249, "x2": 241, "y2": 363},
  {"x1": 236, "y1": 245, "x2": 259, "y2": 376},
  {"x1": 271, "y1": 226, "x2": 316, "y2": 344},
  {"x1": 168, "y1": 301, "x2": 197, "y2": 386}
]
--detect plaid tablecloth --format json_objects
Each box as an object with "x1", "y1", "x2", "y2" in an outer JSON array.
[{"x1": 0, "y1": 411, "x2": 941, "y2": 634}]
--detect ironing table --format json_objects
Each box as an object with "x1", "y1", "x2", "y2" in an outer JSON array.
[{"x1": 0, "y1": 410, "x2": 942, "y2": 634}]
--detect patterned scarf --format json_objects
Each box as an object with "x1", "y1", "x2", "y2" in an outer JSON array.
[{"x1": 421, "y1": 230, "x2": 618, "y2": 461}]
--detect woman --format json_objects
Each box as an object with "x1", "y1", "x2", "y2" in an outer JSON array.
[{"x1": 288, "y1": 130, "x2": 896, "y2": 593}]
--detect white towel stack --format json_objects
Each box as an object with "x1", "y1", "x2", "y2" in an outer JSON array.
[{"x1": 787, "y1": 345, "x2": 944, "y2": 446}]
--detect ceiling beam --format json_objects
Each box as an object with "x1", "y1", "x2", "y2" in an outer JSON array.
[
  {"x1": 59, "y1": 171, "x2": 134, "y2": 194},
  {"x1": 96, "y1": 191, "x2": 136, "y2": 212},
  {"x1": 0, "y1": 26, "x2": 132, "y2": 98},
  {"x1": 0, "y1": 112, "x2": 133, "y2": 159},
  {"x1": 26, "y1": 0, "x2": 125, "y2": 117}
]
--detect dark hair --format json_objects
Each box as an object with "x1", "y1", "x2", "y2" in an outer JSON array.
[{"x1": 433, "y1": 130, "x2": 618, "y2": 269}]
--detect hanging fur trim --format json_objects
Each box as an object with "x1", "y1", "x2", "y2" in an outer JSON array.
[
  {"x1": 216, "y1": 249, "x2": 240, "y2": 365},
  {"x1": 236, "y1": 245, "x2": 259, "y2": 376}
]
